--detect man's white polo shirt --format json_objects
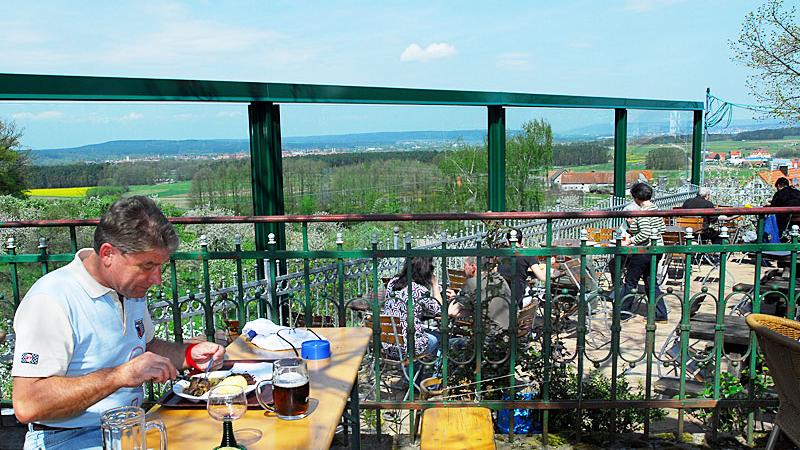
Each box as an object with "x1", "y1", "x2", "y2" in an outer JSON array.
[{"x1": 12, "y1": 248, "x2": 155, "y2": 428}]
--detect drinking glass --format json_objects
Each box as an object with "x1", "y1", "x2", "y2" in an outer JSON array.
[
  {"x1": 207, "y1": 385, "x2": 247, "y2": 450},
  {"x1": 256, "y1": 358, "x2": 310, "y2": 420}
]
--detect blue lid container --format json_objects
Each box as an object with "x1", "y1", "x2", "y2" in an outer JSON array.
[{"x1": 301, "y1": 339, "x2": 331, "y2": 360}]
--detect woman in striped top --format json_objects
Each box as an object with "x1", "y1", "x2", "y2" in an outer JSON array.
[{"x1": 620, "y1": 182, "x2": 668, "y2": 322}]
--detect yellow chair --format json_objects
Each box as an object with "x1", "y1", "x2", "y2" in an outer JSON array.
[{"x1": 420, "y1": 406, "x2": 496, "y2": 450}]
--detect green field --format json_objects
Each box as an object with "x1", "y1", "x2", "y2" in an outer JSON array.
[
  {"x1": 128, "y1": 181, "x2": 192, "y2": 197},
  {"x1": 707, "y1": 138, "x2": 800, "y2": 155}
]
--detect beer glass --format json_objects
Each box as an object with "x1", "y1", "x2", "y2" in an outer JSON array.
[
  {"x1": 101, "y1": 405, "x2": 166, "y2": 450},
  {"x1": 256, "y1": 358, "x2": 310, "y2": 420}
]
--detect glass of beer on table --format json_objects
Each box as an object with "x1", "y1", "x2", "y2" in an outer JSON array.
[{"x1": 257, "y1": 358, "x2": 310, "y2": 420}]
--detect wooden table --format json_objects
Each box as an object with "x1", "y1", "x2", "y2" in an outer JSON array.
[
  {"x1": 689, "y1": 313, "x2": 750, "y2": 347},
  {"x1": 148, "y1": 327, "x2": 372, "y2": 450}
]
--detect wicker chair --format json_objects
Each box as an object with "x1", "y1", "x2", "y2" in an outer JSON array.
[{"x1": 745, "y1": 314, "x2": 800, "y2": 449}]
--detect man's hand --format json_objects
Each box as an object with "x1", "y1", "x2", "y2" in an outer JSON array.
[
  {"x1": 114, "y1": 352, "x2": 178, "y2": 387},
  {"x1": 190, "y1": 341, "x2": 226, "y2": 371}
]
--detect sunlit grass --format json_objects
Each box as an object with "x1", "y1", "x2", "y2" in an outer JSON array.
[{"x1": 26, "y1": 187, "x2": 90, "y2": 198}]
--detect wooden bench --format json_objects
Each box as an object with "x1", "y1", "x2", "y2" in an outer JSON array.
[{"x1": 421, "y1": 406, "x2": 496, "y2": 450}]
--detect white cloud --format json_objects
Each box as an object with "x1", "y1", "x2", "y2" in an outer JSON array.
[
  {"x1": 121, "y1": 112, "x2": 144, "y2": 121},
  {"x1": 100, "y1": 20, "x2": 284, "y2": 66},
  {"x1": 496, "y1": 53, "x2": 531, "y2": 69},
  {"x1": 622, "y1": 0, "x2": 687, "y2": 13},
  {"x1": 216, "y1": 111, "x2": 242, "y2": 118},
  {"x1": 11, "y1": 111, "x2": 63, "y2": 121},
  {"x1": 567, "y1": 41, "x2": 593, "y2": 49},
  {"x1": 400, "y1": 43, "x2": 456, "y2": 62}
]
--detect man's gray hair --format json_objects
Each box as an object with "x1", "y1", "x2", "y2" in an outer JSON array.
[
  {"x1": 698, "y1": 187, "x2": 711, "y2": 198},
  {"x1": 93, "y1": 196, "x2": 179, "y2": 254},
  {"x1": 464, "y1": 256, "x2": 477, "y2": 265}
]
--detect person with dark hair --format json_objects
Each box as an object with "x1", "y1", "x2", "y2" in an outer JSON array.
[
  {"x1": 620, "y1": 182, "x2": 668, "y2": 322},
  {"x1": 11, "y1": 196, "x2": 225, "y2": 449},
  {"x1": 768, "y1": 177, "x2": 800, "y2": 238},
  {"x1": 497, "y1": 231, "x2": 551, "y2": 307},
  {"x1": 382, "y1": 257, "x2": 458, "y2": 358}
]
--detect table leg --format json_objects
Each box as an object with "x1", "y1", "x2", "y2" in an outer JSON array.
[{"x1": 347, "y1": 382, "x2": 361, "y2": 448}]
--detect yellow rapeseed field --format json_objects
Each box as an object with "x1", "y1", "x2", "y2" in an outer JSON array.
[{"x1": 26, "y1": 187, "x2": 90, "y2": 198}]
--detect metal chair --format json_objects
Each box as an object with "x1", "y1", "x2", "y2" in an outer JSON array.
[{"x1": 745, "y1": 314, "x2": 800, "y2": 449}]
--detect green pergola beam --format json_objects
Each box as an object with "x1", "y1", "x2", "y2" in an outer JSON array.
[
  {"x1": 488, "y1": 106, "x2": 506, "y2": 212},
  {"x1": 248, "y1": 102, "x2": 286, "y2": 261},
  {"x1": 691, "y1": 110, "x2": 703, "y2": 185},
  {"x1": 0, "y1": 73, "x2": 703, "y2": 111},
  {"x1": 614, "y1": 109, "x2": 628, "y2": 198}
]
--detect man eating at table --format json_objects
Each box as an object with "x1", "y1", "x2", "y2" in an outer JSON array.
[{"x1": 11, "y1": 196, "x2": 225, "y2": 450}]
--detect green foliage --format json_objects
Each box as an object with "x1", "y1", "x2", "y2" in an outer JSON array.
[
  {"x1": 506, "y1": 119, "x2": 553, "y2": 211},
  {"x1": 437, "y1": 142, "x2": 488, "y2": 211},
  {"x1": 731, "y1": 0, "x2": 800, "y2": 123},
  {"x1": 86, "y1": 185, "x2": 129, "y2": 198},
  {"x1": 553, "y1": 142, "x2": 610, "y2": 166},
  {"x1": 774, "y1": 147, "x2": 800, "y2": 158},
  {"x1": 0, "y1": 120, "x2": 30, "y2": 198},
  {"x1": 645, "y1": 146, "x2": 687, "y2": 170},
  {"x1": 689, "y1": 361, "x2": 775, "y2": 437}
]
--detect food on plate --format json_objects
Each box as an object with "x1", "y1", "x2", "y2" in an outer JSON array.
[
  {"x1": 239, "y1": 373, "x2": 257, "y2": 385},
  {"x1": 218, "y1": 375, "x2": 247, "y2": 390},
  {"x1": 182, "y1": 372, "x2": 258, "y2": 397},
  {"x1": 185, "y1": 376, "x2": 222, "y2": 397}
]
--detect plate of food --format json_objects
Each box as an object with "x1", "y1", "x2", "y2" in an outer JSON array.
[{"x1": 173, "y1": 371, "x2": 260, "y2": 402}]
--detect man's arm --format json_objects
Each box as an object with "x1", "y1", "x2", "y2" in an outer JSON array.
[
  {"x1": 147, "y1": 338, "x2": 225, "y2": 371},
  {"x1": 13, "y1": 352, "x2": 176, "y2": 423}
]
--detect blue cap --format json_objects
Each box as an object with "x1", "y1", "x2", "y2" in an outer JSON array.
[{"x1": 301, "y1": 339, "x2": 331, "y2": 360}]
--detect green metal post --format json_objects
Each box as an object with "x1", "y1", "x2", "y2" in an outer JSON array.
[
  {"x1": 302, "y1": 223, "x2": 313, "y2": 324},
  {"x1": 248, "y1": 102, "x2": 286, "y2": 279},
  {"x1": 38, "y1": 238, "x2": 48, "y2": 275},
  {"x1": 711, "y1": 227, "x2": 730, "y2": 439},
  {"x1": 575, "y1": 231, "x2": 588, "y2": 441},
  {"x1": 6, "y1": 238, "x2": 20, "y2": 308},
  {"x1": 644, "y1": 239, "x2": 658, "y2": 437},
  {"x1": 488, "y1": 106, "x2": 506, "y2": 212},
  {"x1": 336, "y1": 233, "x2": 345, "y2": 327},
  {"x1": 542, "y1": 220, "x2": 553, "y2": 442},
  {"x1": 474, "y1": 240, "x2": 484, "y2": 398},
  {"x1": 200, "y1": 237, "x2": 214, "y2": 342},
  {"x1": 788, "y1": 226, "x2": 798, "y2": 319},
  {"x1": 169, "y1": 260, "x2": 183, "y2": 343},
  {"x1": 613, "y1": 109, "x2": 628, "y2": 198},
  {"x1": 678, "y1": 230, "x2": 695, "y2": 437},
  {"x1": 691, "y1": 109, "x2": 703, "y2": 186}
]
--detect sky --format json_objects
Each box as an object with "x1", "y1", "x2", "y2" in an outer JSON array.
[{"x1": 0, "y1": 0, "x2": 769, "y2": 149}]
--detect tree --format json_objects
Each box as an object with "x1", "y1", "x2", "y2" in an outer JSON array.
[
  {"x1": 731, "y1": 0, "x2": 800, "y2": 122},
  {"x1": 0, "y1": 120, "x2": 30, "y2": 198},
  {"x1": 645, "y1": 146, "x2": 686, "y2": 170},
  {"x1": 506, "y1": 119, "x2": 553, "y2": 211}
]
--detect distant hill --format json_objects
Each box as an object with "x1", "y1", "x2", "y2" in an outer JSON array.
[{"x1": 29, "y1": 123, "x2": 796, "y2": 165}]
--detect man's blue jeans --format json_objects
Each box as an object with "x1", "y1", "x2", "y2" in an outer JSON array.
[{"x1": 25, "y1": 425, "x2": 102, "y2": 450}]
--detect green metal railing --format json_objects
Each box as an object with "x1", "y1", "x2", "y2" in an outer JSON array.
[{"x1": 2, "y1": 207, "x2": 798, "y2": 444}]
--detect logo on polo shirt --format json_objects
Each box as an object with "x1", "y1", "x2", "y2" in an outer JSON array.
[
  {"x1": 20, "y1": 352, "x2": 39, "y2": 365},
  {"x1": 135, "y1": 319, "x2": 145, "y2": 339}
]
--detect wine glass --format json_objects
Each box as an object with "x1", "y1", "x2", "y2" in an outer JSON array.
[{"x1": 207, "y1": 385, "x2": 247, "y2": 450}]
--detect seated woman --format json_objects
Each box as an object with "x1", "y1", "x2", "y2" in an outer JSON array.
[
  {"x1": 382, "y1": 257, "x2": 458, "y2": 358},
  {"x1": 620, "y1": 182, "x2": 668, "y2": 322}
]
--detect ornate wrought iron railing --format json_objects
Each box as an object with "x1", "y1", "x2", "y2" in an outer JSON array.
[{"x1": 1, "y1": 206, "x2": 797, "y2": 445}]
